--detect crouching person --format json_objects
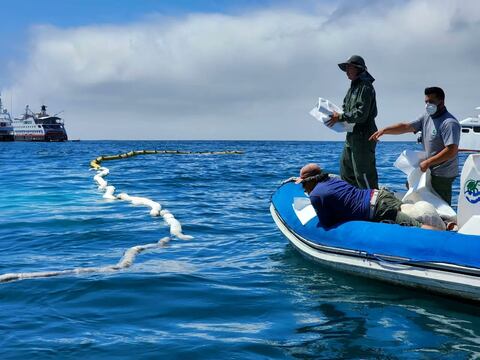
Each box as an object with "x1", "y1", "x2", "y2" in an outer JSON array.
[{"x1": 295, "y1": 163, "x2": 439, "y2": 230}]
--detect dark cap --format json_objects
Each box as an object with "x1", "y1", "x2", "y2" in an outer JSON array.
[{"x1": 338, "y1": 55, "x2": 366, "y2": 72}]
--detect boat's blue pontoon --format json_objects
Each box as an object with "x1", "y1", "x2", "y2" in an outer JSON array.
[{"x1": 271, "y1": 182, "x2": 480, "y2": 301}]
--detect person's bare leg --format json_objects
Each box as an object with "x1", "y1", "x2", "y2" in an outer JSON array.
[{"x1": 421, "y1": 224, "x2": 442, "y2": 230}]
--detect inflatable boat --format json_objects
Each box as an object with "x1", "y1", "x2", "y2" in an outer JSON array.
[{"x1": 271, "y1": 155, "x2": 480, "y2": 301}]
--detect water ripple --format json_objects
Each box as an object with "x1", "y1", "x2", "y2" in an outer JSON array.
[{"x1": 0, "y1": 141, "x2": 477, "y2": 359}]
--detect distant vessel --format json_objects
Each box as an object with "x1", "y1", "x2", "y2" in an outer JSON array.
[
  {"x1": 459, "y1": 107, "x2": 480, "y2": 152},
  {"x1": 0, "y1": 95, "x2": 14, "y2": 141},
  {"x1": 13, "y1": 104, "x2": 68, "y2": 142}
]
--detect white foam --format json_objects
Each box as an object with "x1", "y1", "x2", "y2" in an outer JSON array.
[
  {"x1": 94, "y1": 174, "x2": 108, "y2": 190},
  {"x1": 0, "y1": 158, "x2": 193, "y2": 283},
  {"x1": 103, "y1": 185, "x2": 116, "y2": 200},
  {"x1": 0, "y1": 237, "x2": 172, "y2": 283}
]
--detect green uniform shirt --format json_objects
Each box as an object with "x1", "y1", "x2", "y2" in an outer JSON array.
[
  {"x1": 338, "y1": 71, "x2": 379, "y2": 189},
  {"x1": 339, "y1": 71, "x2": 378, "y2": 143}
]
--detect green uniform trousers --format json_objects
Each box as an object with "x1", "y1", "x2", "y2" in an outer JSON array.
[
  {"x1": 340, "y1": 140, "x2": 378, "y2": 189},
  {"x1": 373, "y1": 189, "x2": 422, "y2": 227},
  {"x1": 431, "y1": 175, "x2": 456, "y2": 206}
]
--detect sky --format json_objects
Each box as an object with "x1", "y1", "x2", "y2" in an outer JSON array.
[{"x1": 1, "y1": 0, "x2": 479, "y2": 140}]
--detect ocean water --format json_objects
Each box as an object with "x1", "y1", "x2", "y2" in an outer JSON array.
[{"x1": 0, "y1": 140, "x2": 478, "y2": 360}]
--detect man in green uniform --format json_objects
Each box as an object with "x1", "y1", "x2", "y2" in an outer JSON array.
[{"x1": 326, "y1": 55, "x2": 379, "y2": 189}]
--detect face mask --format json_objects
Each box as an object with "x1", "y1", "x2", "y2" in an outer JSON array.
[{"x1": 426, "y1": 102, "x2": 437, "y2": 115}]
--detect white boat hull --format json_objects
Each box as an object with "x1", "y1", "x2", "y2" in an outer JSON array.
[{"x1": 271, "y1": 204, "x2": 480, "y2": 301}]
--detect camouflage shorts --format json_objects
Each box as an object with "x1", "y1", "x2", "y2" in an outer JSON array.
[{"x1": 373, "y1": 189, "x2": 422, "y2": 228}]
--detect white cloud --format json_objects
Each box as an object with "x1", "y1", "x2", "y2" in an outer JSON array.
[{"x1": 4, "y1": 0, "x2": 480, "y2": 140}]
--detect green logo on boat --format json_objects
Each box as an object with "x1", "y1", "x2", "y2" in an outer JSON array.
[{"x1": 465, "y1": 179, "x2": 480, "y2": 204}]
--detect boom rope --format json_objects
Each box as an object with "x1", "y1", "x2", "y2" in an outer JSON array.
[
  {"x1": 0, "y1": 149, "x2": 243, "y2": 283},
  {"x1": 89, "y1": 149, "x2": 243, "y2": 170}
]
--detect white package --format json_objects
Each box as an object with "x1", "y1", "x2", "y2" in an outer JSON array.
[
  {"x1": 293, "y1": 197, "x2": 317, "y2": 225},
  {"x1": 394, "y1": 150, "x2": 456, "y2": 220},
  {"x1": 309, "y1": 97, "x2": 354, "y2": 133}
]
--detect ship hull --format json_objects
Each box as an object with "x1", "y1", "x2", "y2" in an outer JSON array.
[
  {"x1": 14, "y1": 134, "x2": 67, "y2": 142},
  {"x1": 0, "y1": 134, "x2": 14, "y2": 141}
]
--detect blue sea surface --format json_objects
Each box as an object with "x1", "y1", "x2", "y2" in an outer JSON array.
[{"x1": 0, "y1": 140, "x2": 478, "y2": 359}]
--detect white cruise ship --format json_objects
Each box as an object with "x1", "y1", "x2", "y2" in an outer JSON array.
[
  {"x1": 13, "y1": 104, "x2": 68, "y2": 142},
  {"x1": 0, "y1": 95, "x2": 14, "y2": 141},
  {"x1": 459, "y1": 107, "x2": 480, "y2": 152}
]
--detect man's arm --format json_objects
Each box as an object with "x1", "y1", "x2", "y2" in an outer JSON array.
[
  {"x1": 369, "y1": 122, "x2": 416, "y2": 141},
  {"x1": 419, "y1": 144, "x2": 459, "y2": 172},
  {"x1": 326, "y1": 85, "x2": 373, "y2": 127},
  {"x1": 310, "y1": 196, "x2": 334, "y2": 228}
]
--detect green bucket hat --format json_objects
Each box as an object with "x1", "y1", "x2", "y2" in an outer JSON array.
[{"x1": 338, "y1": 55, "x2": 367, "y2": 72}]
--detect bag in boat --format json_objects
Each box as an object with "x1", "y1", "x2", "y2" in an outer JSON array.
[{"x1": 394, "y1": 150, "x2": 456, "y2": 221}]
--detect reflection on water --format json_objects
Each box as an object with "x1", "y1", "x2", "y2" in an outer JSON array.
[{"x1": 275, "y1": 246, "x2": 480, "y2": 359}]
